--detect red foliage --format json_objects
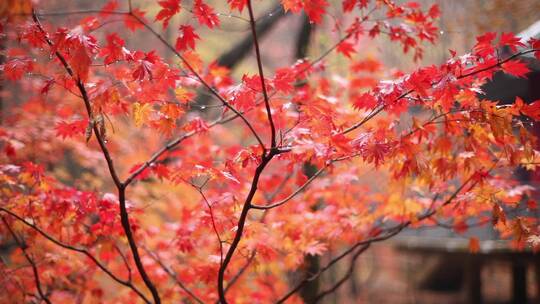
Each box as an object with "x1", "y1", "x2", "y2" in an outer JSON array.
[{"x1": 0, "y1": 1, "x2": 540, "y2": 303}]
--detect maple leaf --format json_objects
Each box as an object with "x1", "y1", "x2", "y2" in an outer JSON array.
[
  {"x1": 151, "y1": 164, "x2": 170, "y2": 179},
  {"x1": 175, "y1": 87, "x2": 195, "y2": 103},
  {"x1": 230, "y1": 87, "x2": 256, "y2": 110},
  {"x1": 499, "y1": 32, "x2": 525, "y2": 53},
  {"x1": 304, "y1": 241, "x2": 327, "y2": 256},
  {"x1": 182, "y1": 51, "x2": 203, "y2": 73},
  {"x1": 342, "y1": 0, "x2": 357, "y2": 12},
  {"x1": 519, "y1": 98, "x2": 540, "y2": 120},
  {"x1": 133, "y1": 102, "x2": 152, "y2": 127},
  {"x1": 175, "y1": 25, "x2": 199, "y2": 51},
  {"x1": 124, "y1": 8, "x2": 146, "y2": 31},
  {"x1": 55, "y1": 119, "x2": 88, "y2": 139},
  {"x1": 529, "y1": 38, "x2": 540, "y2": 60},
  {"x1": 99, "y1": 33, "x2": 127, "y2": 65},
  {"x1": 155, "y1": 0, "x2": 181, "y2": 28},
  {"x1": 273, "y1": 68, "x2": 295, "y2": 93},
  {"x1": 352, "y1": 92, "x2": 377, "y2": 110},
  {"x1": 129, "y1": 163, "x2": 151, "y2": 180},
  {"x1": 473, "y1": 31, "x2": 496, "y2": 57},
  {"x1": 100, "y1": 0, "x2": 118, "y2": 16},
  {"x1": 183, "y1": 117, "x2": 209, "y2": 132},
  {"x1": 71, "y1": 47, "x2": 91, "y2": 81},
  {"x1": 303, "y1": 0, "x2": 328, "y2": 24},
  {"x1": 281, "y1": 0, "x2": 303, "y2": 13},
  {"x1": 501, "y1": 60, "x2": 530, "y2": 78},
  {"x1": 1, "y1": 57, "x2": 33, "y2": 80},
  {"x1": 227, "y1": 0, "x2": 247, "y2": 12},
  {"x1": 337, "y1": 40, "x2": 356, "y2": 58},
  {"x1": 161, "y1": 103, "x2": 185, "y2": 120},
  {"x1": 193, "y1": 0, "x2": 220, "y2": 29}
]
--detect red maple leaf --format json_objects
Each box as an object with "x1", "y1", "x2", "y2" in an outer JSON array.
[
  {"x1": 501, "y1": 59, "x2": 530, "y2": 78},
  {"x1": 124, "y1": 8, "x2": 146, "y2": 31},
  {"x1": 193, "y1": 0, "x2": 220, "y2": 29},
  {"x1": 71, "y1": 47, "x2": 91, "y2": 81},
  {"x1": 1, "y1": 57, "x2": 33, "y2": 80},
  {"x1": 55, "y1": 119, "x2": 89, "y2": 139},
  {"x1": 337, "y1": 40, "x2": 356, "y2": 58},
  {"x1": 227, "y1": 0, "x2": 247, "y2": 12},
  {"x1": 499, "y1": 32, "x2": 525, "y2": 53},
  {"x1": 520, "y1": 98, "x2": 540, "y2": 120},
  {"x1": 99, "y1": 33, "x2": 127, "y2": 65},
  {"x1": 155, "y1": 0, "x2": 181, "y2": 28},
  {"x1": 175, "y1": 25, "x2": 199, "y2": 51},
  {"x1": 100, "y1": 0, "x2": 118, "y2": 16},
  {"x1": 352, "y1": 92, "x2": 377, "y2": 110},
  {"x1": 303, "y1": 0, "x2": 328, "y2": 24},
  {"x1": 273, "y1": 68, "x2": 295, "y2": 93}
]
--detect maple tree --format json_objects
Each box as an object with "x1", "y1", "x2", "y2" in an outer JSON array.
[{"x1": 0, "y1": 0, "x2": 540, "y2": 303}]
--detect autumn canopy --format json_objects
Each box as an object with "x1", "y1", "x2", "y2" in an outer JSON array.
[{"x1": 0, "y1": 0, "x2": 539, "y2": 303}]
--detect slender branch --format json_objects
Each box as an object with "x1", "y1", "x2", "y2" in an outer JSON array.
[
  {"x1": 459, "y1": 48, "x2": 539, "y2": 78},
  {"x1": 247, "y1": 0, "x2": 276, "y2": 148},
  {"x1": 217, "y1": 149, "x2": 278, "y2": 304},
  {"x1": 144, "y1": 248, "x2": 204, "y2": 304},
  {"x1": 32, "y1": 11, "x2": 160, "y2": 304},
  {"x1": 1, "y1": 217, "x2": 52, "y2": 304},
  {"x1": 117, "y1": 187, "x2": 161, "y2": 304},
  {"x1": 251, "y1": 164, "x2": 328, "y2": 210},
  {"x1": 0, "y1": 207, "x2": 150, "y2": 303},
  {"x1": 312, "y1": 244, "x2": 370, "y2": 303},
  {"x1": 222, "y1": 174, "x2": 293, "y2": 296},
  {"x1": 32, "y1": 9, "x2": 129, "y2": 16},
  {"x1": 113, "y1": 242, "x2": 132, "y2": 283},
  {"x1": 196, "y1": 187, "x2": 224, "y2": 266}
]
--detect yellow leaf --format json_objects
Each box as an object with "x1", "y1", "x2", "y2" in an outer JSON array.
[{"x1": 133, "y1": 102, "x2": 152, "y2": 127}]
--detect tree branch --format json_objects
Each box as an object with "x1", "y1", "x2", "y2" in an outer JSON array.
[
  {"x1": 0, "y1": 207, "x2": 150, "y2": 303},
  {"x1": 247, "y1": 0, "x2": 276, "y2": 148},
  {"x1": 312, "y1": 244, "x2": 370, "y2": 303},
  {"x1": 144, "y1": 248, "x2": 204, "y2": 304},
  {"x1": 32, "y1": 11, "x2": 161, "y2": 304},
  {"x1": 1, "y1": 216, "x2": 52, "y2": 304},
  {"x1": 217, "y1": 148, "x2": 279, "y2": 303}
]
